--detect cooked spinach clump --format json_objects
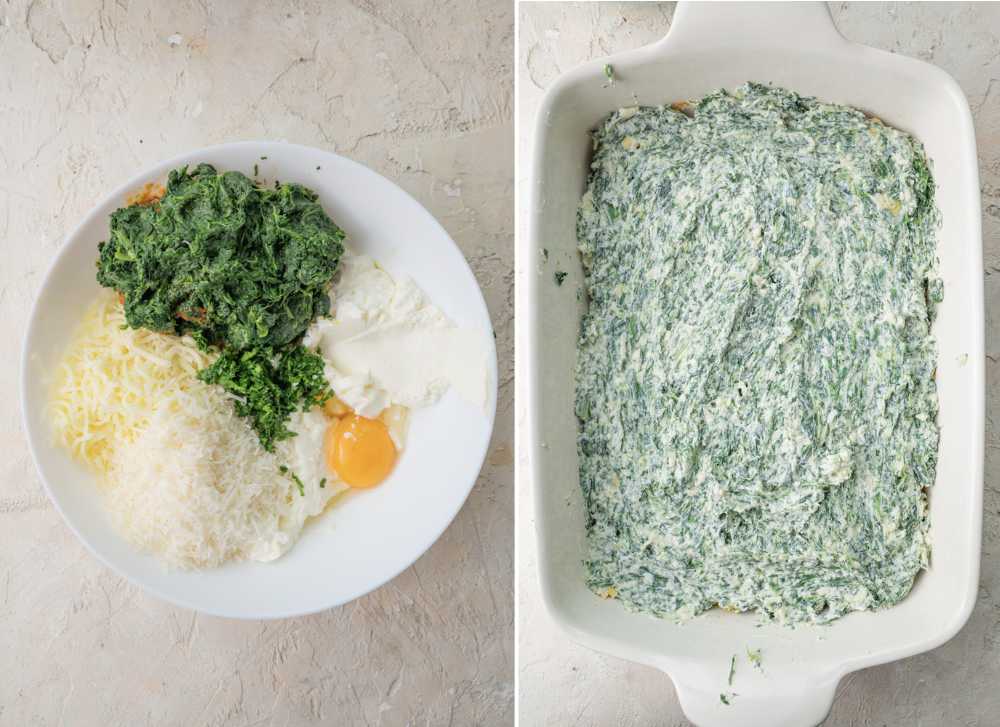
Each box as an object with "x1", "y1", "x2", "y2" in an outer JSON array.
[
  {"x1": 96, "y1": 163, "x2": 344, "y2": 450},
  {"x1": 97, "y1": 163, "x2": 344, "y2": 350}
]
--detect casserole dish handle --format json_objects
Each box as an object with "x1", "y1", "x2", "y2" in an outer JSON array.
[
  {"x1": 660, "y1": 0, "x2": 846, "y2": 55},
  {"x1": 673, "y1": 674, "x2": 839, "y2": 727}
]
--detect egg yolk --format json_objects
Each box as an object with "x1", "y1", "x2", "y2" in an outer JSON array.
[{"x1": 325, "y1": 414, "x2": 397, "y2": 488}]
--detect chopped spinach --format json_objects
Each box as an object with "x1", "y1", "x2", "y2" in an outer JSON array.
[{"x1": 198, "y1": 344, "x2": 332, "y2": 452}]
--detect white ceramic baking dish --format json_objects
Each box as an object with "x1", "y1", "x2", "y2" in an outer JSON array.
[{"x1": 526, "y1": 3, "x2": 983, "y2": 725}]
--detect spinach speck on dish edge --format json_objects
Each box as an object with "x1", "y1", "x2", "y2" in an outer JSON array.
[
  {"x1": 291, "y1": 472, "x2": 306, "y2": 497},
  {"x1": 96, "y1": 163, "x2": 343, "y2": 451}
]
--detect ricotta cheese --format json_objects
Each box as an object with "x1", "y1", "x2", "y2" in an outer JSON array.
[{"x1": 305, "y1": 248, "x2": 490, "y2": 417}]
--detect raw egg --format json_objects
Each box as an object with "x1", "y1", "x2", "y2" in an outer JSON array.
[
  {"x1": 323, "y1": 395, "x2": 351, "y2": 418},
  {"x1": 325, "y1": 414, "x2": 397, "y2": 488}
]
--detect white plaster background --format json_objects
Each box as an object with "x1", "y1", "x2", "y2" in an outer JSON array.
[
  {"x1": 516, "y1": 2, "x2": 1000, "y2": 725},
  {"x1": 0, "y1": 1, "x2": 513, "y2": 725}
]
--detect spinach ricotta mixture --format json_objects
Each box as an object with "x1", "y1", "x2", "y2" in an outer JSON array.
[{"x1": 576, "y1": 83, "x2": 940, "y2": 625}]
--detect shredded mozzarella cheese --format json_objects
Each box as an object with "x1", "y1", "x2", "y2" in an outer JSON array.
[{"x1": 50, "y1": 291, "x2": 213, "y2": 476}]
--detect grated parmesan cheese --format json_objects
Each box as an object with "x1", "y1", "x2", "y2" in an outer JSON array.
[
  {"x1": 108, "y1": 391, "x2": 345, "y2": 568},
  {"x1": 50, "y1": 292, "x2": 348, "y2": 569}
]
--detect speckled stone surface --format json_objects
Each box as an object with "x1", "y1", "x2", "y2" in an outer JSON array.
[
  {"x1": 517, "y1": 2, "x2": 1000, "y2": 725},
  {"x1": 0, "y1": 1, "x2": 513, "y2": 724}
]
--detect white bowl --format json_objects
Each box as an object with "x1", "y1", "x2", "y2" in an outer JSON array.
[
  {"x1": 527, "y1": 3, "x2": 983, "y2": 726},
  {"x1": 21, "y1": 141, "x2": 497, "y2": 619}
]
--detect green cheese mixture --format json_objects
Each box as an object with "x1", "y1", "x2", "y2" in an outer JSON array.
[{"x1": 575, "y1": 83, "x2": 940, "y2": 625}]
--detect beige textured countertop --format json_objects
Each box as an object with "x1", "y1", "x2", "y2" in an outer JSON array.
[
  {"x1": 0, "y1": 1, "x2": 513, "y2": 725},
  {"x1": 517, "y1": 2, "x2": 1000, "y2": 725}
]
